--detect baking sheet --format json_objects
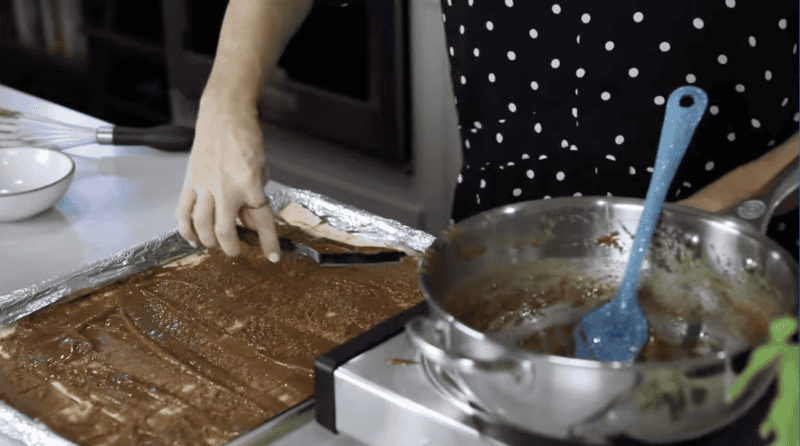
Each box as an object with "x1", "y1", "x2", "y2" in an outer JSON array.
[{"x1": 0, "y1": 184, "x2": 435, "y2": 446}]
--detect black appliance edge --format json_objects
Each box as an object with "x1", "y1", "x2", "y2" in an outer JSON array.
[{"x1": 314, "y1": 301, "x2": 429, "y2": 433}]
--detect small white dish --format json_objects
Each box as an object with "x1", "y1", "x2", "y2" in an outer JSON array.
[{"x1": 0, "y1": 147, "x2": 75, "y2": 222}]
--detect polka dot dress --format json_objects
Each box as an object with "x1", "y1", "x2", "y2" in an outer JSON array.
[{"x1": 322, "y1": 0, "x2": 799, "y2": 257}]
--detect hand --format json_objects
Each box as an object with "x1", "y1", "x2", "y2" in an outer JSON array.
[{"x1": 175, "y1": 99, "x2": 280, "y2": 262}]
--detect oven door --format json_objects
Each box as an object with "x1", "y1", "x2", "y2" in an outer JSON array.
[{"x1": 162, "y1": 0, "x2": 411, "y2": 166}]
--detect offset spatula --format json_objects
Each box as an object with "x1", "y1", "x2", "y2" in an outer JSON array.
[{"x1": 236, "y1": 226, "x2": 406, "y2": 266}]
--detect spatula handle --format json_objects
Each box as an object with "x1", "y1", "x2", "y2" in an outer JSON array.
[{"x1": 106, "y1": 125, "x2": 195, "y2": 151}]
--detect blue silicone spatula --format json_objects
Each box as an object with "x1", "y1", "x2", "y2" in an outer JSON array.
[{"x1": 574, "y1": 86, "x2": 709, "y2": 363}]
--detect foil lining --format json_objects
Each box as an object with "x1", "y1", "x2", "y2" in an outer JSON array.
[{"x1": 0, "y1": 183, "x2": 435, "y2": 446}]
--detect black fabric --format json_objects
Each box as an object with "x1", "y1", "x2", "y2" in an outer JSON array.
[{"x1": 320, "y1": 0, "x2": 799, "y2": 257}]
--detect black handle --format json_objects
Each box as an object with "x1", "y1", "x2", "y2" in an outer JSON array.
[{"x1": 112, "y1": 125, "x2": 195, "y2": 152}]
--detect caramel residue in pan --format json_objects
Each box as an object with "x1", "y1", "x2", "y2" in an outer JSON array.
[
  {"x1": 388, "y1": 358, "x2": 419, "y2": 366},
  {"x1": 596, "y1": 231, "x2": 622, "y2": 250},
  {"x1": 0, "y1": 225, "x2": 423, "y2": 446}
]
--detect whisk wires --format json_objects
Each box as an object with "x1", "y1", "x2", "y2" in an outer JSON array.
[{"x1": 0, "y1": 109, "x2": 97, "y2": 149}]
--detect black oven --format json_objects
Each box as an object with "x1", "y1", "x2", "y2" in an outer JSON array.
[{"x1": 162, "y1": 0, "x2": 411, "y2": 166}]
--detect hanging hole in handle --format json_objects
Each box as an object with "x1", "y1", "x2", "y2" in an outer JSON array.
[{"x1": 679, "y1": 95, "x2": 695, "y2": 107}]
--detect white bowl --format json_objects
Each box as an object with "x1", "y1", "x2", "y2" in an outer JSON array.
[{"x1": 0, "y1": 147, "x2": 75, "y2": 222}]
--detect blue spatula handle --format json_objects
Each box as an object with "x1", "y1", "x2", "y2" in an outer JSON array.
[{"x1": 617, "y1": 87, "x2": 708, "y2": 310}]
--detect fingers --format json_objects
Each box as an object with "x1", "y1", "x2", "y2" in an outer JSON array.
[
  {"x1": 193, "y1": 192, "x2": 218, "y2": 248},
  {"x1": 176, "y1": 189, "x2": 199, "y2": 247},
  {"x1": 215, "y1": 199, "x2": 243, "y2": 257},
  {"x1": 241, "y1": 206, "x2": 280, "y2": 263}
]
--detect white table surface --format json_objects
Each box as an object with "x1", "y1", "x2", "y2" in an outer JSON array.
[{"x1": 0, "y1": 85, "x2": 369, "y2": 446}]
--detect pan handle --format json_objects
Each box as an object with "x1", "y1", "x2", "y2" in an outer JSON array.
[
  {"x1": 405, "y1": 316, "x2": 524, "y2": 374},
  {"x1": 717, "y1": 156, "x2": 799, "y2": 234}
]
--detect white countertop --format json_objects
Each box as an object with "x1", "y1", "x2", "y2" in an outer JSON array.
[{"x1": 0, "y1": 86, "x2": 370, "y2": 446}]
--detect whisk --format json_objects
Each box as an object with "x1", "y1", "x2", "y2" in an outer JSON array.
[{"x1": 0, "y1": 108, "x2": 194, "y2": 152}]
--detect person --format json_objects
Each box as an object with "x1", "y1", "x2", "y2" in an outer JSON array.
[{"x1": 175, "y1": 0, "x2": 799, "y2": 262}]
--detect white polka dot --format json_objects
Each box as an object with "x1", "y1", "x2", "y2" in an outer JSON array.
[
  {"x1": 765, "y1": 70, "x2": 772, "y2": 80},
  {"x1": 465, "y1": 140, "x2": 470, "y2": 149},
  {"x1": 505, "y1": 0, "x2": 513, "y2": 7},
  {"x1": 751, "y1": 119, "x2": 761, "y2": 128},
  {"x1": 449, "y1": 47, "x2": 454, "y2": 56},
  {"x1": 480, "y1": 179, "x2": 486, "y2": 188},
  {"x1": 526, "y1": 169, "x2": 534, "y2": 179},
  {"x1": 629, "y1": 68, "x2": 639, "y2": 78},
  {"x1": 705, "y1": 161, "x2": 715, "y2": 171},
  {"x1": 727, "y1": 132, "x2": 736, "y2": 141},
  {"x1": 442, "y1": 13, "x2": 446, "y2": 22},
  {"x1": 468, "y1": 0, "x2": 473, "y2": 6},
  {"x1": 457, "y1": 174, "x2": 462, "y2": 183},
  {"x1": 605, "y1": 41, "x2": 615, "y2": 51},
  {"x1": 659, "y1": 42, "x2": 670, "y2": 52},
  {"x1": 779, "y1": 19, "x2": 787, "y2": 29},
  {"x1": 686, "y1": 73, "x2": 696, "y2": 83},
  {"x1": 474, "y1": 121, "x2": 482, "y2": 129},
  {"x1": 539, "y1": 155, "x2": 547, "y2": 160},
  {"x1": 513, "y1": 188, "x2": 522, "y2": 197},
  {"x1": 496, "y1": 133, "x2": 504, "y2": 143},
  {"x1": 782, "y1": 97, "x2": 789, "y2": 107},
  {"x1": 489, "y1": 73, "x2": 496, "y2": 82},
  {"x1": 544, "y1": 195, "x2": 551, "y2": 199},
  {"x1": 486, "y1": 21, "x2": 494, "y2": 31},
  {"x1": 576, "y1": 35, "x2": 581, "y2": 44},
  {"x1": 570, "y1": 144, "x2": 578, "y2": 151},
  {"x1": 508, "y1": 51, "x2": 517, "y2": 61},
  {"x1": 460, "y1": 75, "x2": 467, "y2": 84},
  {"x1": 447, "y1": 0, "x2": 451, "y2": 6},
  {"x1": 572, "y1": 107, "x2": 578, "y2": 118},
  {"x1": 473, "y1": 48, "x2": 480, "y2": 57},
  {"x1": 629, "y1": 166, "x2": 636, "y2": 175},
  {"x1": 530, "y1": 81, "x2": 539, "y2": 90},
  {"x1": 606, "y1": 154, "x2": 617, "y2": 161},
  {"x1": 508, "y1": 103, "x2": 517, "y2": 112},
  {"x1": 522, "y1": 154, "x2": 530, "y2": 159},
  {"x1": 654, "y1": 95, "x2": 665, "y2": 105},
  {"x1": 459, "y1": 25, "x2": 465, "y2": 34},
  {"x1": 561, "y1": 139, "x2": 569, "y2": 148},
  {"x1": 683, "y1": 182, "x2": 692, "y2": 188},
  {"x1": 710, "y1": 105, "x2": 719, "y2": 115},
  {"x1": 725, "y1": 0, "x2": 735, "y2": 7},
  {"x1": 470, "y1": 129, "x2": 477, "y2": 133},
  {"x1": 633, "y1": 12, "x2": 644, "y2": 23},
  {"x1": 581, "y1": 13, "x2": 591, "y2": 24},
  {"x1": 693, "y1": 18, "x2": 704, "y2": 29},
  {"x1": 601, "y1": 91, "x2": 610, "y2": 101},
  {"x1": 529, "y1": 29, "x2": 538, "y2": 38},
  {"x1": 794, "y1": 112, "x2": 799, "y2": 122},
  {"x1": 594, "y1": 167, "x2": 598, "y2": 174},
  {"x1": 647, "y1": 167, "x2": 654, "y2": 173},
  {"x1": 552, "y1": 4, "x2": 561, "y2": 14},
  {"x1": 576, "y1": 68, "x2": 585, "y2": 78},
  {"x1": 476, "y1": 195, "x2": 480, "y2": 204},
  {"x1": 778, "y1": 222, "x2": 787, "y2": 231},
  {"x1": 575, "y1": 88, "x2": 579, "y2": 95},
  {"x1": 794, "y1": 44, "x2": 798, "y2": 54},
  {"x1": 556, "y1": 171, "x2": 565, "y2": 181},
  {"x1": 615, "y1": 135, "x2": 624, "y2": 145},
  {"x1": 573, "y1": 192, "x2": 582, "y2": 197},
  {"x1": 735, "y1": 84, "x2": 745, "y2": 92},
  {"x1": 718, "y1": 54, "x2": 728, "y2": 64},
  {"x1": 551, "y1": 59, "x2": 560, "y2": 68},
  {"x1": 534, "y1": 123, "x2": 542, "y2": 133},
  {"x1": 607, "y1": 192, "x2": 613, "y2": 197},
  {"x1": 749, "y1": 36, "x2": 756, "y2": 47}
]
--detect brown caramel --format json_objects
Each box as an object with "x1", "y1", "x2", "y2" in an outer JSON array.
[{"x1": 0, "y1": 225, "x2": 423, "y2": 445}]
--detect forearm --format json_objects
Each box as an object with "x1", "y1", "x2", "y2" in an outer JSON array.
[
  {"x1": 679, "y1": 131, "x2": 799, "y2": 212},
  {"x1": 202, "y1": 0, "x2": 314, "y2": 110}
]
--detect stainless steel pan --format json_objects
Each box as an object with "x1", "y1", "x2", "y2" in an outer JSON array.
[{"x1": 407, "y1": 159, "x2": 798, "y2": 444}]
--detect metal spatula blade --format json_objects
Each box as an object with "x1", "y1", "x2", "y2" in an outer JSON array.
[{"x1": 575, "y1": 86, "x2": 709, "y2": 363}]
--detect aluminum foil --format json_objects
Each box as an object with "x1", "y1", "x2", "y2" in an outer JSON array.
[{"x1": 0, "y1": 183, "x2": 436, "y2": 446}]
